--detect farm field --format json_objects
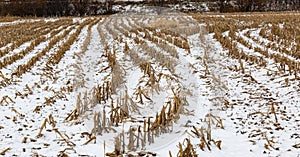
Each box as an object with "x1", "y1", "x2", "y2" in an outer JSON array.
[{"x1": 0, "y1": 11, "x2": 299, "y2": 157}]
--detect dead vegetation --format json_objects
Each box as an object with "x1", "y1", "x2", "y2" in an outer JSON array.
[
  {"x1": 0, "y1": 13, "x2": 299, "y2": 156},
  {"x1": 192, "y1": 12, "x2": 300, "y2": 154}
]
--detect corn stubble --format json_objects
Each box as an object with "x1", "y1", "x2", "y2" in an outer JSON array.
[
  {"x1": 8, "y1": 13, "x2": 295, "y2": 156},
  {"x1": 193, "y1": 12, "x2": 300, "y2": 153}
]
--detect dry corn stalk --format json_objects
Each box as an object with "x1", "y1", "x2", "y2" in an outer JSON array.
[
  {"x1": 238, "y1": 51, "x2": 245, "y2": 74},
  {"x1": 177, "y1": 138, "x2": 197, "y2": 157},
  {"x1": 93, "y1": 108, "x2": 117, "y2": 135},
  {"x1": 94, "y1": 81, "x2": 112, "y2": 104},
  {"x1": 200, "y1": 127, "x2": 211, "y2": 151},
  {"x1": 169, "y1": 151, "x2": 173, "y2": 157},
  {"x1": 37, "y1": 118, "x2": 48, "y2": 137},
  {"x1": 25, "y1": 84, "x2": 33, "y2": 94},
  {"x1": 140, "y1": 62, "x2": 153, "y2": 76},
  {"x1": 0, "y1": 147, "x2": 11, "y2": 155},
  {"x1": 134, "y1": 86, "x2": 152, "y2": 104},
  {"x1": 53, "y1": 128, "x2": 76, "y2": 147},
  {"x1": 205, "y1": 113, "x2": 224, "y2": 129},
  {"x1": 44, "y1": 96, "x2": 56, "y2": 105},
  {"x1": 11, "y1": 108, "x2": 24, "y2": 118},
  {"x1": 93, "y1": 112, "x2": 102, "y2": 134},
  {"x1": 76, "y1": 93, "x2": 83, "y2": 114},
  {"x1": 268, "y1": 102, "x2": 278, "y2": 123},
  {"x1": 58, "y1": 147, "x2": 76, "y2": 157},
  {"x1": 0, "y1": 71, "x2": 10, "y2": 83},
  {"x1": 0, "y1": 95, "x2": 15, "y2": 105},
  {"x1": 65, "y1": 108, "x2": 79, "y2": 122},
  {"x1": 215, "y1": 140, "x2": 222, "y2": 150},
  {"x1": 191, "y1": 126, "x2": 211, "y2": 151},
  {"x1": 83, "y1": 135, "x2": 96, "y2": 145},
  {"x1": 292, "y1": 143, "x2": 300, "y2": 148},
  {"x1": 264, "y1": 134, "x2": 278, "y2": 150},
  {"x1": 124, "y1": 90, "x2": 140, "y2": 114},
  {"x1": 48, "y1": 114, "x2": 56, "y2": 127}
]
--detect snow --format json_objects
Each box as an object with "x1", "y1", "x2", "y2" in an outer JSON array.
[{"x1": 0, "y1": 12, "x2": 299, "y2": 157}]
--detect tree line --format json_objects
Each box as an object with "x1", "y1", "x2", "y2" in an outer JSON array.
[
  {"x1": 0, "y1": 0, "x2": 299, "y2": 17},
  {"x1": 220, "y1": 0, "x2": 300, "y2": 12},
  {"x1": 0, "y1": 0, "x2": 114, "y2": 16}
]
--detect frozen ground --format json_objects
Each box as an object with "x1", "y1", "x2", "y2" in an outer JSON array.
[{"x1": 0, "y1": 12, "x2": 299, "y2": 157}]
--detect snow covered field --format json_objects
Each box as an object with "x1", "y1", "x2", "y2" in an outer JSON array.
[{"x1": 0, "y1": 11, "x2": 299, "y2": 156}]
